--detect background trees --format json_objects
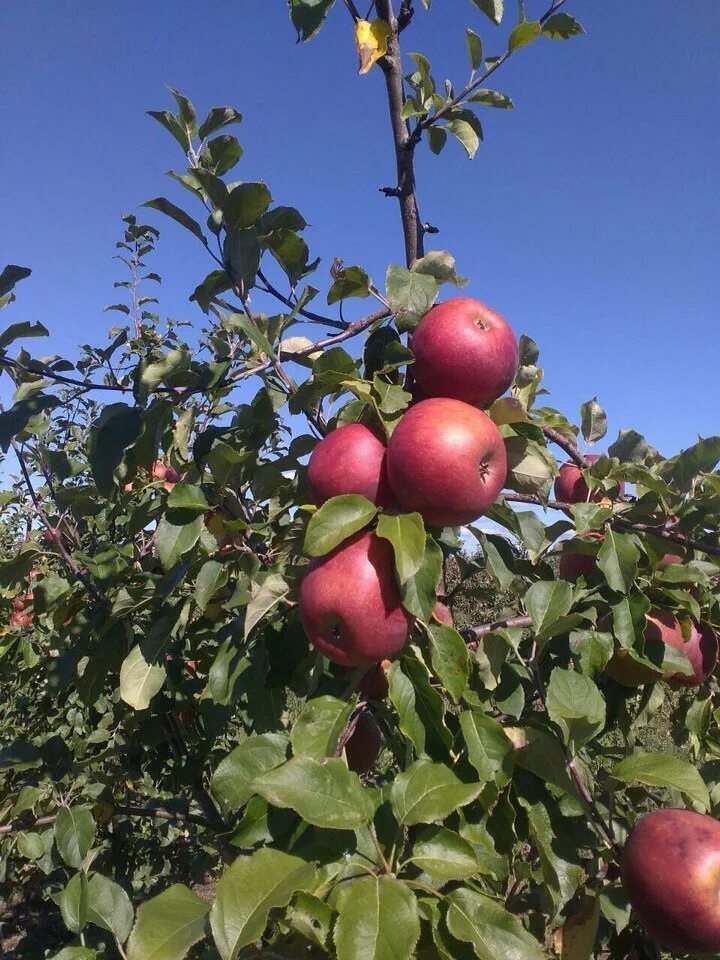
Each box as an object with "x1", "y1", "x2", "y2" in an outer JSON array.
[{"x1": 0, "y1": 2, "x2": 719, "y2": 959}]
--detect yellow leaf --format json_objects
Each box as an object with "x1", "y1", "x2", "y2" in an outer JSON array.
[
  {"x1": 553, "y1": 895, "x2": 600, "y2": 960},
  {"x1": 488, "y1": 397, "x2": 528, "y2": 426},
  {"x1": 355, "y1": 19, "x2": 390, "y2": 74}
]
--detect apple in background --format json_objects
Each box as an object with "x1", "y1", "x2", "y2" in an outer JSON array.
[
  {"x1": 345, "y1": 712, "x2": 382, "y2": 774},
  {"x1": 307, "y1": 423, "x2": 391, "y2": 507},
  {"x1": 411, "y1": 297, "x2": 519, "y2": 407},
  {"x1": 606, "y1": 608, "x2": 718, "y2": 687},
  {"x1": 9, "y1": 611, "x2": 32, "y2": 628},
  {"x1": 343, "y1": 661, "x2": 390, "y2": 700},
  {"x1": 558, "y1": 532, "x2": 603, "y2": 580},
  {"x1": 553, "y1": 454, "x2": 624, "y2": 505},
  {"x1": 622, "y1": 808, "x2": 720, "y2": 954},
  {"x1": 431, "y1": 601, "x2": 453, "y2": 626},
  {"x1": 386, "y1": 398, "x2": 507, "y2": 527},
  {"x1": 299, "y1": 531, "x2": 411, "y2": 666},
  {"x1": 658, "y1": 548, "x2": 685, "y2": 567},
  {"x1": 151, "y1": 460, "x2": 182, "y2": 492}
]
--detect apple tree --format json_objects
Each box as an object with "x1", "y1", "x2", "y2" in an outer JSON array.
[{"x1": 1, "y1": 2, "x2": 719, "y2": 959}]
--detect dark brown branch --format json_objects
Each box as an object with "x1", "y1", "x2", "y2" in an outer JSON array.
[
  {"x1": 343, "y1": 0, "x2": 362, "y2": 21},
  {"x1": 375, "y1": 0, "x2": 423, "y2": 266},
  {"x1": 256, "y1": 270, "x2": 347, "y2": 330},
  {"x1": 460, "y1": 614, "x2": 532, "y2": 641},
  {"x1": 502, "y1": 492, "x2": 720, "y2": 558},
  {"x1": 0, "y1": 802, "x2": 214, "y2": 837},
  {"x1": 540, "y1": 424, "x2": 588, "y2": 468}
]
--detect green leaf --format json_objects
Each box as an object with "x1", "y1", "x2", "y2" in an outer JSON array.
[
  {"x1": 468, "y1": 88, "x2": 514, "y2": 109},
  {"x1": 386, "y1": 264, "x2": 438, "y2": 331},
  {"x1": 166, "y1": 482, "x2": 210, "y2": 516},
  {"x1": 508, "y1": 19, "x2": 541, "y2": 52},
  {"x1": 335, "y1": 875, "x2": 420, "y2": 960},
  {"x1": 17, "y1": 831, "x2": 45, "y2": 860},
  {"x1": 459, "y1": 710, "x2": 514, "y2": 784},
  {"x1": 291, "y1": 696, "x2": 352, "y2": 759},
  {"x1": 579, "y1": 397, "x2": 607, "y2": 444},
  {"x1": 519, "y1": 797, "x2": 584, "y2": 917},
  {"x1": 51, "y1": 949, "x2": 96, "y2": 960},
  {"x1": 447, "y1": 111, "x2": 483, "y2": 159},
  {"x1": 0, "y1": 264, "x2": 31, "y2": 299},
  {"x1": 0, "y1": 320, "x2": 49, "y2": 349},
  {"x1": 668, "y1": 435, "x2": 720, "y2": 492},
  {"x1": 119, "y1": 645, "x2": 166, "y2": 711},
  {"x1": 387, "y1": 659, "x2": 452, "y2": 759},
  {"x1": 504, "y1": 435, "x2": 557, "y2": 498},
  {"x1": 546, "y1": 668, "x2": 606, "y2": 747},
  {"x1": 523, "y1": 580, "x2": 573, "y2": 635},
  {"x1": 570, "y1": 630, "x2": 614, "y2": 677},
  {"x1": 597, "y1": 529, "x2": 640, "y2": 593},
  {"x1": 155, "y1": 515, "x2": 204, "y2": 571},
  {"x1": 211, "y1": 848, "x2": 316, "y2": 960},
  {"x1": 225, "y1": 182, "x2": 272, "y2": 229},
  {"x1": 288, "y1": 0, "x2": 336, "y2": 40},
  {"x1": 54, "y1": 807, "x2": 96, "y2": 870},
  {"x1": 286, "y1": 891, "x2": 333, "y2": 949},
  {"x1": 327, "y1": 266, "x2": 372, "y2": 304},
  {"x1": 412, "y1": 250, "x2": 467, "y2": 287},
  {"x1": 194, "y1": 560, "x2": 229, "y2": 612},
  {"x1": 400, "y1": 535, "x2": 443, "y2": 619},
  {"x1": 254, "y1": 756, "x2": 377, "y2": 829},
  {"x1": 0, "y1": 393, "x2": 58, "y2": 452},
  {"x1": 147, "y1": 110, "x2": 191, "y2": 150},
  {"x1": 612, "y1": 752, "x2": 710, "y2": 811},
  {"x1": 446, "y1": 888, "x2": 545, "y2": 960},
  {"x1": 143, "y1": 198, "x2": 207, "y2": 244},
  {"x1": 390, "y1": 759, "x2": 481, "y2": 825},
  {"x1": 426, "y1": 126, "x2": 448, "y2": 155},
  {"x1": 465, "y1": 28, "x2": 483, "y2": 69},
  {"x1": 505, "y1": 726, "x2": 579, "y2": 798},
  {"x1": 167, "y1": 86, "x2": 197, "y2": 135},
  {"x1": 469, "y1": 0, "x2": 503, "y2": 25},
  {"x1": 542, "y1": 12, "x2": 585, "y2": 39},
  {"x1": 126, "y1": 884, "x2": 209, "y2": 960},
  {"x1": 376, "y1": 512, "x2": 426, "y2": 583},
  {"x1": 304, "y1": 495, "x2": 377, "y2": 557},
  {"x1": 427, "y1": 623, "x2": 469, "y2": 702},
  {"x1": 87, "y1": 873, "x2": 134, "y2": 944},
  {"x1": 212, "y1": 733, "x2": 289, "y2": 812},
  {"x1": 199, "y1": 106, "x2": 242, "y2": 140},
  {"x1": 266, "y1": 228, "x2": 316, "y2": 286},
  {"x1": 410, "y1": 826, "x2": 480, "y2": 883},
  {"x1": 58, "y1": 871, "x2": 89, "y2": 934},
  {"x1": 244, "y1": 574, "x2": 290, "y2": 639},
  {"x1": 607, "y1": 428, "x2": 654, "y2": 463},
  {"x1": 88, "y1": 403, "x2": 143, "y2": 496},
  {"x1": 223, "y1": 227, "x2": 261, "y2": 289},
  {"x1": 204, "y1": 134, "x2": 243, "y2": 175}
]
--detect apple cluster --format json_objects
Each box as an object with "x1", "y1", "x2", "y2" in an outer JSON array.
[{"x1": 298, "y1": 297, "x2": 518, "y2": 768}]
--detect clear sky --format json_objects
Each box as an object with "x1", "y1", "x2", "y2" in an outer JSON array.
[{"x1": 1, "y1": 0, "x2": 718, "y2": 458}]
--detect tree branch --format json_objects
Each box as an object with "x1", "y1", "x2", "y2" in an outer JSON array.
[
  {"x1": 460, "y1": 614, "x2": 532, "y2": 641},
  {"x1": 540, "y1": 424, "x2": 588, "y2": 468},
  {"x1": 375, "y1": 0, "x2": 423, "y2": 266},
  {"x1": 502, "y1": 492, "x2": 720, "y2": 558},
  {"x1": 256, "y1": 269, "x2": 347, "y2": 330}
]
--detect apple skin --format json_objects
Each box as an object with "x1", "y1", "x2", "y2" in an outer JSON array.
[
  {"x1": 299, "y1": 531, "x2": 411, "y2": 667},
  {"x1": 411, "y1": 297, "x2": 519, "y2": 407},
  {"x1": 9, "y1": 611, "x2": 32, "y2": 628},
  {"x1": 553, "y1": 454, "x2": 624, "y2": 505},
  {"x1": 431, "y1": 601, "x2": 453, "y2": 626},
  {"x1": 386, "y1": 398, "x2": 507, "y2": 527},
  {"x1": 345, "y1": 712, "x2": 382, "y2": 774},
  {"x1": 622, "y1": 808, "x2": 720, "y2": 954},
  {"x1": 606, "y1": 609, "x2": 718, "y2": 687},
  {"x1": 558, "y1": 532, "x2": 603, "y2": 580},
  {"x1": 307, "y1": 423, "x2": 391, "y2": 507}
]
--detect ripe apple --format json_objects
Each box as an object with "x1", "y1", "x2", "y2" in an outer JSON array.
[
  {"x1": 307, "y1": 423, "x2": 391, "y2": 507},
  {"x1": 411, "y1": 297, "x2": 519, "y2": 407},
  {"x1": 151, "y1": 460, "x2": 182, "y2": 492},
  {"x1": 558, "y1": 532, "x2": 603, "y2": 580},
  {"x1": 345, "y1": 712, "x2": 382, "y2": 774},
  {"x1": 553, "y1": 454, "x2": 624, "y2": 505},
  {"x1": 622, "y1": 808, "x2": 720, "y2": 953},
  {"x1": 386, "y1": 398, "x2": 507, "y2": 527},
  {"x1": 9, "y1": 611, "x2": 32, "y2": 628},
  {"x1": 431, "y1": 601, "x2": 453, "y2": 626},
  {"x1": 606, "y1": 609, "x2": 718, "y2": 687},
  {"x1": 299, "y1": 531, "x2": 411, "y2": 666}
]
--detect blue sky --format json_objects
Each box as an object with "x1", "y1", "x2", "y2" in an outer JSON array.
[{"x1": 1, "y1": 0, "x2": 718, "y2": 458}]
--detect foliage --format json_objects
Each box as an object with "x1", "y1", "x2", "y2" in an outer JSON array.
[{"x1": 0, "y1": 3, "x2": 718, "y2": 960}]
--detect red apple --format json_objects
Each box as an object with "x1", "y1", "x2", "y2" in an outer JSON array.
[
  {"x1": 553, "y1": 454, "x2": 624, "y2": 505},
  {"x1": 411, "y1": 297, "x2": 519, "y2": 407},
  {"x1": 307, "y1": 423, "x2": 391, "y2": 507},
  {"x1": 151, "y1": 461, "x2": 182, "y2": 491},
  {"x1": 13, "y1": 596, "x2": 27, "y2": 612},
  {"x1": 345, "y1": 712, "x2": 382, "y2": 774},
  {"x1": 9, "y1": 611, "x2": 32, "y2": 628},
  {"x1": 431, "y1": 601, "x2": 453, "y2": 626},
  {"x1": 558, "y1": 532, "x2": 603, "y2": 580},
  {"x1": 386, "y1": 398, "x2": 507, "y2": 527},
  {"x1": 606, "y1": 609, "x2": 717, "y2": 687},
  {"x1": 622, "y1": 808, "x2": 720, "y2": 953},
  {"x1": 299, "y1": 531, "x2": 411, "y2": 666}
]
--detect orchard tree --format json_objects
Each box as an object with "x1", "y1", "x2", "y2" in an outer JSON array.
[{"x1": 1, "y1": 2, "x2": 719, "y2": 959}]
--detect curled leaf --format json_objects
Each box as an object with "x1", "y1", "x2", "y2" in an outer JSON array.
[{"x1": 355, "y1": 18, "x2": 390, "y2": 74}]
